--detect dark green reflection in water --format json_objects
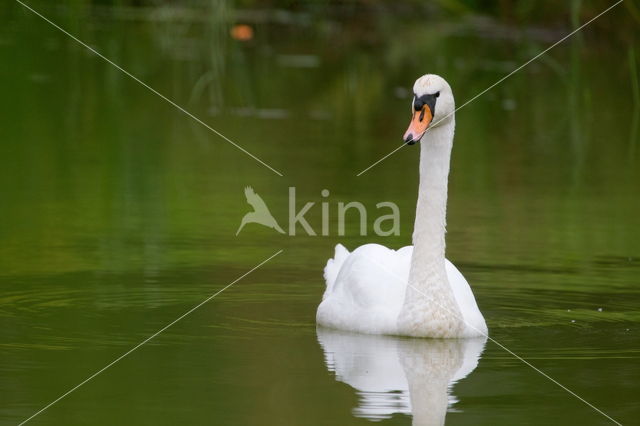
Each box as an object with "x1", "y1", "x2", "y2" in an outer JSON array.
[{"x1": 1, "y1": 2, "x2": 639, "y2": 425}]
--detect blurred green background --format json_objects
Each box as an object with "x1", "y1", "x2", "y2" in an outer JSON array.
[{"x1": 1, "y1": 0, "x2": 639, "y2": 425}]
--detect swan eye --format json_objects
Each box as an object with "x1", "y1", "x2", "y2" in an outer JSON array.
[{"x1": 435, "y1": 91, "x2": 440, "y2": 98}]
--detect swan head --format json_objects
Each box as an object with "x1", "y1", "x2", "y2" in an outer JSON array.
[{"x1": 403, "y1": 74, "x2": 455, "y2": 145}]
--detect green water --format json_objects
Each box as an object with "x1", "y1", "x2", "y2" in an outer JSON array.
[{"x1": 1, "y1": 2, "x2": 639, "y2": 425}]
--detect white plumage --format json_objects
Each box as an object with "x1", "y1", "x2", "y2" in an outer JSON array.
[
  {"x1": 317, "y1": 74, "x2": 487, "y2": 338},
  {"x1": 317, "y1": 244, "x2": 486, "y2": 337}
]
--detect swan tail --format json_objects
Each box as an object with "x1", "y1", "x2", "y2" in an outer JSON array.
[{"x1": 323, "y1": 244, "x2": 350, "y2": 292}]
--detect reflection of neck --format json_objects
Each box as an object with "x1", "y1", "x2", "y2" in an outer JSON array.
[
  {"x1": 399, "y1": 119, "x2": 464, "y2": 337},
  {"x1": 398, "y1": 339, "x2": 464, "y2": 426}
]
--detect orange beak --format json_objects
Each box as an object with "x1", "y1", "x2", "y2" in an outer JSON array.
[{"x1": 403, "y1": 105, "x2": 433, "y2": 145}]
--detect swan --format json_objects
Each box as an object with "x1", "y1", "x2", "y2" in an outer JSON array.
[
  {"x1": 317, "y1": 328, "x2": 486, "y2": 424},
  {"x1": 317, "y1": 74, "x2": 487, "y2": 338}
]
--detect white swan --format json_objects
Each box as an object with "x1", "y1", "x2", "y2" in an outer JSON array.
[
  {"x1": 317, "y1": 74, "x2": 487, "y2": 338},
  {"x1": 317, "y1": 328, "x2": 487, "y2": 424}
]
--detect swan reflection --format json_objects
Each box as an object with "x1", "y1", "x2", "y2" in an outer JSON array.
[{"x1": 317, "y1": 328, "x2": 486, "y2": 425}]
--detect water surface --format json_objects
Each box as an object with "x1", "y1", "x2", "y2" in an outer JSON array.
[{"x1": 1, "y1": 2, "x2": 639, "y2": 425}]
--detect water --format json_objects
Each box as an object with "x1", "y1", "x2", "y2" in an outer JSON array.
[{"x1": 1, "y1": 2, "x2": 639, "y2": 425}]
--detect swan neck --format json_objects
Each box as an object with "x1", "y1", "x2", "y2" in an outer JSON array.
[
  {"x1": 399, "y1": 118, "x2": 463, "y2": 337},
  {"x1": 414, "y1": 122, "x2": 453, "y2": 263}
]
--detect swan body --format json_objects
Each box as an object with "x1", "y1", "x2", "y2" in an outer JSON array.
[
  {"x1": 317, "y1": 74, "x2": 487, "y2": 338},
  {"x1": 317, "y1": 244, "x2": 486, "y2": 337}
]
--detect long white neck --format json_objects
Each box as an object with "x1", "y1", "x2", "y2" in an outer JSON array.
[{"x1": 397, "y1": 118, "x2": 464, "y2": 337}]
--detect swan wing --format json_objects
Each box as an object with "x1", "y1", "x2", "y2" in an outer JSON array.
[
  {"x1": 445, "y1": 259, "x2": 488, "y2": 337},
  {"x1": 317, "y1": 244, "x2": 412, "y2": 335},
  {"x1": 323, "y1": 243, "x2": 350, "y2": 294}
]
